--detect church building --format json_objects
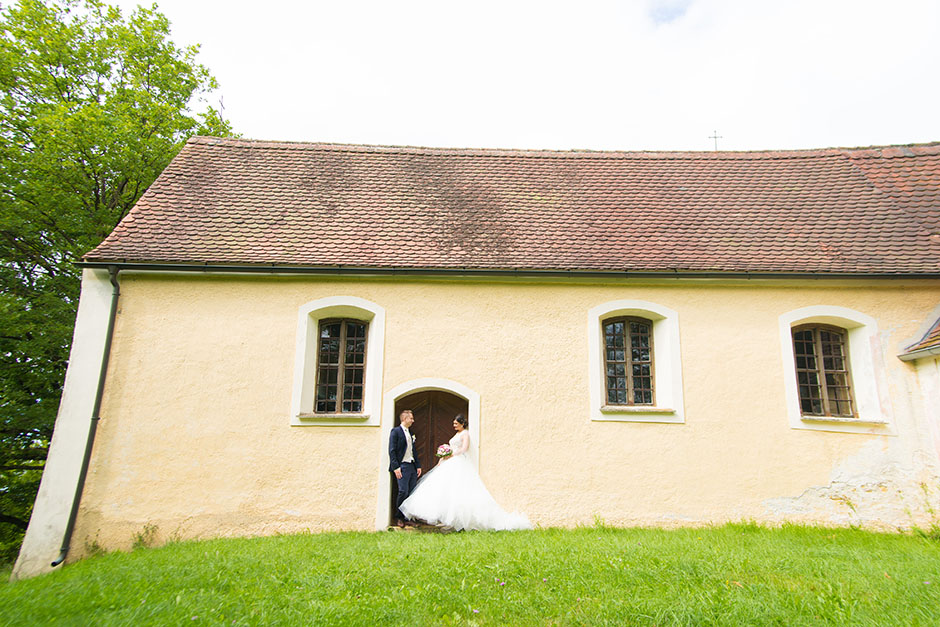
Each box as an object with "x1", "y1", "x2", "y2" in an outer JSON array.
[{"x1": 14, "y1": 137, "x2": 940, "y2": 579}]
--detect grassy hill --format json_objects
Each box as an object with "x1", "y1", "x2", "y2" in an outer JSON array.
[{"x1": 2, "y1": 524, "x2": 938, "y2": 625}]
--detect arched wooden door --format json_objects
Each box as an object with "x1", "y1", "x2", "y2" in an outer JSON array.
[{"x1": 391, "y1": 390, "x2": 469, "y2": 521}]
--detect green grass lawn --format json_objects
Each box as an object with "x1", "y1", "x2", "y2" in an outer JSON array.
[{"x1": 1, "y1": 524, "x2": 938, "y2": 625}]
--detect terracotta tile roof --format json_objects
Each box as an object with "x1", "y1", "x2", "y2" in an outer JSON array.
[
  {"x1": 903, "y1": 317, "x2": 940, "y2": 356},
  {"x1": 84, "y1": 137, "x2": 940, "y2": 274}
]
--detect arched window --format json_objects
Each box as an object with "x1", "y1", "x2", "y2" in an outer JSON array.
[
  {"x1": 791, "y1": 324, "x2": 855, "y2": 418},
  {"x1": 588, "y1": 300, "x2": 684, "y2": 423},
  {"x1": 314, "y1": 318, "x2": 368, "y2": 413},
  {"x1": 291, "y1": 296, "x2": 385, "y2": 426},
  {"x1": 779, "y1": 306, "x2": 890, "y2": 434},
  {"x1": 602, "y1": 316, "x2": 654, "y2": 406}
]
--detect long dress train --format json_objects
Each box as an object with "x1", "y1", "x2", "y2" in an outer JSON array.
[{"x1": 400, "y1": 431, "x2": 531, "y2": 531}]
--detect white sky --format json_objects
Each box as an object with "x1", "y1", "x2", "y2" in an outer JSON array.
[{"x1": 111, "y1": 0, "x2": 940, "y2": 152}]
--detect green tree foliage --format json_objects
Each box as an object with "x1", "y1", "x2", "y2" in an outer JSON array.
[{"x1": 0, "y1": 0, "x2": 233, "y2": 563}]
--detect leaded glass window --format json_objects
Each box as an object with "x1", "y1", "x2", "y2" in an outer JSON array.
[
  {"x1": 315, "y1": 319, "x2": 368, "y2": 413},
  {"x1": 792, "y1": 324, "x2": 855, "y2": 418},
  {"x1": 603, "y1": 316, "x2": 654, "y2": 406}
]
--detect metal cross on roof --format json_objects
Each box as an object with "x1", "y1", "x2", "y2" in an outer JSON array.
[{"x1": 709, "y1": 130, "x2": 723, "y2": 151}]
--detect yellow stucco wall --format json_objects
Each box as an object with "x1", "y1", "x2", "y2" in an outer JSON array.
[{"x1": 72, "y1": 274, "x2": 940, "y2": 553}]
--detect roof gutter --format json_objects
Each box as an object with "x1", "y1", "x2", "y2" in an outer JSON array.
[
  {"x1": 898, "y1": 345, "x2": 940, "y2": 362},
  {"x1": 51, "y1": 265, "x2": 121, "y2": 568},
  {"x1": 74, "y1": 261, "x2": 940, "y2": 281}
]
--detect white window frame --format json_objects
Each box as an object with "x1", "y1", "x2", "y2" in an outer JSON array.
[
  {"x1": 779, "y1": 305, "x2": 894, "y2": 435},
  {"x1": 290, "y1": 296, "x2": 385, "y2": 426},
  {"x1": 588, "y1": 300, "x2": 684, "y2": 423}
]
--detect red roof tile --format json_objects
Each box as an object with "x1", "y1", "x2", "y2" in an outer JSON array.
[
  {"x1": 84, "y1": 137, "x2": 940, "y2": 274},
  {"x1": 904, "y1": 317, "x2": 940, "y2": 355}
]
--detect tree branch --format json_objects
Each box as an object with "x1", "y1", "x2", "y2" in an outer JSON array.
[{"x1": 0, "y1": 512, "x2": 29, "y2": 530}]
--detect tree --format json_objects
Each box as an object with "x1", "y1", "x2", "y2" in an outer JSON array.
[{"x1": 0, "y1": 0, "x2": 233, "y2": 563}]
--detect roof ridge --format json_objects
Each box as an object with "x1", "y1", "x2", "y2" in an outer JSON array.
[{"x1": 187, "y1": 135, "x2": 940, "y2": 160}]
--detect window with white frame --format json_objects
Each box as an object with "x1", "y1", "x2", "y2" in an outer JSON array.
[
  {"x1": 291, "y1": 296, "x2": 385, "y2": 426},
  {"x1": 588, "y1": 300, "x2": 684, "y2": 423},
  {"x1": 779, "y1": 306, "x2": 891, "y2": 434}
]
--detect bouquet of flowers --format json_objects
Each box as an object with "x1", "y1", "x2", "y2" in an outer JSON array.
[{"x1": 435, "y1": 444, "x2": 453, "y2": 458}]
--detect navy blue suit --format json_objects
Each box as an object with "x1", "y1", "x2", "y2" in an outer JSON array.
[{"x1": 389, "y1": 425, "x2": 421, "y2": 522}]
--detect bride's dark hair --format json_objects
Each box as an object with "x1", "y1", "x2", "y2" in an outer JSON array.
[{"x1": 455, "y1": 413, "x2": 468, "y2": 428}]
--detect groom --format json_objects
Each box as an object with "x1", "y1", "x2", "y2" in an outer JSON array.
[{"x1": 389, "y1": 409, "x2": 422, "y2": 527}]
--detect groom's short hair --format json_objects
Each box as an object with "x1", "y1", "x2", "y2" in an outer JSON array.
[{"x1": 399, "y1": 409, "x2": 413, "y2": 417}]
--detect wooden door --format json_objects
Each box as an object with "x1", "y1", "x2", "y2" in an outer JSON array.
[{"x1": 391, "y1": 390, "x2": 468, "y2": 521}]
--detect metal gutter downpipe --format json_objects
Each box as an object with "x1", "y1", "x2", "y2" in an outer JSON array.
[{"x1": 51, "y1": 265, "x2": 121, "y2": 567}]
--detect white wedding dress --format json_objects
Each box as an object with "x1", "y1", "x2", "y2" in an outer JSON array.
[{"x1": 400, "y1": 431, "x2": 532, "y2": 531}]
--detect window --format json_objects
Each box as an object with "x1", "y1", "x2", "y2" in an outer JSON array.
[
  {"x1": 603, "y1": 316, "x2": 654, "y2": 405},
  {"x1": 792, "y1": 324, "x2": 855, "y2": 418},
  {"x1": 291, "y1": 296, "x2": 385, "y2": 426},
  {"x1": 315, "y1": 319, "x2": 368, "y2": 413},
  {"x1": 588, "y1": 300, "x2": 684, "y2": 423},
  {"x1": 778, "y1": 306, "x2": 890, "y2": 434}
]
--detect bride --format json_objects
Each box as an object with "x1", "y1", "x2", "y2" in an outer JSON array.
[{"x1": 400, "y1": 414, "x2": 531, "y2": 531}]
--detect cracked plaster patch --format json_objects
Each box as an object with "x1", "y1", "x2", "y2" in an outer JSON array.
[{"x1": 762, "y1": 440, "x2": 940, "y2": 528}]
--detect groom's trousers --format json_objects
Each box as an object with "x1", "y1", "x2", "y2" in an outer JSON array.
[{"x1": 395, "y1": 461, "x2": 418, "y2": 521}]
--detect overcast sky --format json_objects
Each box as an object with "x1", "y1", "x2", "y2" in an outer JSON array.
[{"x1": 111, "y1": 0, "x2": 940, "y2": 152}]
